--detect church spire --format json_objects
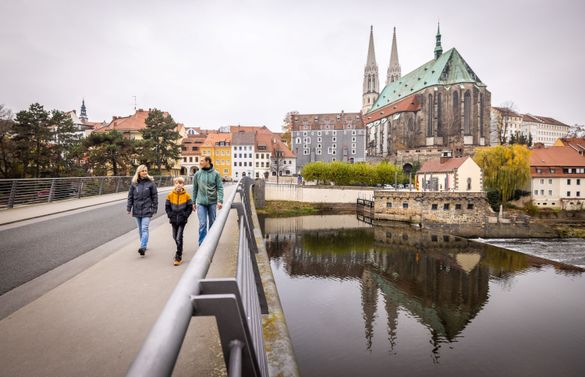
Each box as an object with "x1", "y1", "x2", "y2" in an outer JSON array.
[
  {"x1": 386, "y1": 27, "x2": 401, "y2": 85},
  {"x1": 80, "y1": 99, "x2": 88, "y2": 122},
  {"x1": 362, "y1": 26, "x2": 380, "y2": 114},
  {"x1": 434, "y1": 22, "x2": 443, "y2": 59}
]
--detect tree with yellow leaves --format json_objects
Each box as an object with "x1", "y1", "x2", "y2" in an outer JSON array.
[{"x1": 473, "y1": 145, "x2": 531, "y2": 205}]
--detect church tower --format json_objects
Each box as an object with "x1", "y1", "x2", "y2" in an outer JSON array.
[
  {"x1": 80, "y1": 99, "x2": 88, "y2": 123},
  {"x1": 434, "y1": 22, "x2": 443, "y2": 59},
  {"x1": 386, "y1": 27, "x2": 401, "y2": 85},
  {"x1": 362, "y1": 26, "x2": 379, "y2": 114}
]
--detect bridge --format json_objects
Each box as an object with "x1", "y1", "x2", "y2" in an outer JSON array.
[{"x1": 0, "y1": 177, "x2": 298, "y2": 377}]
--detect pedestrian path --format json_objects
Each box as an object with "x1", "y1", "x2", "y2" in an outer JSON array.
[{"x1": 0, "y1": 187, "x2": 238, "y2": 377}]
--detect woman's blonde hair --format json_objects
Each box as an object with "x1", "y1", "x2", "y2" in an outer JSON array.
[
  {"x1": 132, "y1": 165, "x2": 153, "y2": 184},
  {"x1": 173, "y1": 176, "x2": 185, "y2": 184}
]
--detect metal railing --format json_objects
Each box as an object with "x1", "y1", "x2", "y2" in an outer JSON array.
[
  {"x1": 0, "y1": 176, "x2": 193, "y2": 209},
  {"x1": 126, "y1": 177, "x2": 268, "y2": 377}
]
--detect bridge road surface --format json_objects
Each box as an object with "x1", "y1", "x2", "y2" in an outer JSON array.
[{"x1": 0, "y1": 184, "x2": 238, "y2": 377}]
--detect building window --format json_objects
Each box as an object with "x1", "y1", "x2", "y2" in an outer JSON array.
[
  {"x1": 540, "y1": 189, "x2": 544, "y2": 195},
  {"x1": 443, "y1": 203, "x2": 450, "y2": 210},
  {"x1": 540, "y1": 179, "x2": 544, "y2": 184},
  {"x1": 352, "y1": 137, "x2": 357, "y2": 142},
  {"x1": 403, "y1": 202, "x2": 409, "y2": 209},
  {"x1": 332, "y1": 137, "x2": 337, "y2": 142},
  {"x1": 467, "y1": 178, "x2": 472, "y2": 191},
  {"x1": 467, "y1": 203, "x2": 474, "y2": 210},
  {"x1": 549, "y1": 190, "x2": 552, "y2": 196},
  {"x1": 534, "y1": 190, "x2": 538, "y2": 195},
  {"x1": 303, "y1": 149, "x2": 309, "y2": 155},
  {"x1": 567, "y1": 179, "x2": 571, "y2": 185},
  {"x1": 431, "y1": 204, "x2": 438, "y2": 210},
  {"x1": 427, "y1": 94, "x2": 433, "y2": 136},
  {"x1": 386, "y1": 202, "x2": 392, "y2": 208},
  {"x1": 455, "y1": 203, "x2": 462, "y2": 210},
  {"x1": 577, "y1": 192, "x2": 581, "y2": 197},
  {"x1": 578, "y1": 179, "x2": 581, "y2": 185},
  {"x1": 352, "y1": 149, "x2": 356, "y2": 155},
  {"x1": 549, "y1": 179, "x2": 553, "y2": 184},
  {"x1": 453, "y1": 90, "x2": 460, "y2": 129},
  {"x1": 234, "y1": 162, "x2": 237, "y2": 166},
  {"x1": 567, "y1": 191, "x2": 571, "y2": 197}
]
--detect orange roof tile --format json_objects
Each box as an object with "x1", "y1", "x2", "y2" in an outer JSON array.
[
  {"x1": 530, "y1": 146, "x2": 585, "y2": 167},
  {"x1": 202, "y1": 133, "x2": 232, "y2": 147},
  {"x1": 418, "y1": 157, "x2": 470, "y2": 174},
  {"x1": 363, "y1": 95, "x2": 421, "y2": 124}
]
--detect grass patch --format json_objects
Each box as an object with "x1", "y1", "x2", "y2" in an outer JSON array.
[
  {"x1": 256, "y1": 200, "x2": 318, "y2": 218},
  {"x1": 555, "y1": 225, "x2": 585, "y2": 238}
]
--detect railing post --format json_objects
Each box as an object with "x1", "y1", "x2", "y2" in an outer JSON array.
[
  {"x1": 77, "y1": 178, "x2": 83, "y2": 199},
  {"x1": 98, "y1": 178, "x2": 104, "y2": 195},
  {"x1": 8, "y1": 180, "x2": 17, "y2": 208},
  {"x1": 48, "y1": 179, "x2": 56, "y2": 202},
  {"x1": 115, "y1": 177, "x2": 121, "y2": 193}
]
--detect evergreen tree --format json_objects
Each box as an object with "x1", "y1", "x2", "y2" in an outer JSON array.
[
  {"x1": 528, "y1": 133, "x2": 533, "y2": 147},
  {"x1": 49, "y1": 110, "x2": 81, "y2": 176},
  {"x1": 141, "y1": 109, "x2": 181, "y2": 174},
  {"x1": 84, "y1": 130, "x2": 135, "y2": 176},
  {"x1": 13, "y1": 103, "x2": 52, "y2": 177},
  {"x1": 0, "y1": 105, "x2": 18, "y2": 178}
]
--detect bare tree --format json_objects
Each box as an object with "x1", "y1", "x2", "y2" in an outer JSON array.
[{"x1": 495, "y1": 101, "x2": 519, "y2": 145}]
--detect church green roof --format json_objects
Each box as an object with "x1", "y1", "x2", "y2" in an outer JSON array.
[{"x1": 368, "y1": 48, "x2": 485, "y2": 113}]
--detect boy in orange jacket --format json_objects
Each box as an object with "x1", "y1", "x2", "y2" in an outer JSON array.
[{"x1": 165, "y1": 177, "x2": 193, "y2": 265}]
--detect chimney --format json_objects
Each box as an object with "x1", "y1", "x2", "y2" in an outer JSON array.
[{"x1": 440, "y1": 150, "x2": 452, "y2": 164}]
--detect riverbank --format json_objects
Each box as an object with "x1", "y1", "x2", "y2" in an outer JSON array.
[
  {"x1": 258, "y1": 200, "x2": 585, "y2": 238},
  {"x1": 256, "y1": 201, "x2": 355, "y2": 218}
]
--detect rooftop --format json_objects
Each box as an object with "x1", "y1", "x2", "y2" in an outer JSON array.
[
  {"x1": 418, "y1": 156, "x2": 470, "y2": 174},
  {"x1": 369, "y1": 48, "x2": 484, "y2": 113},
  {"x1": 530, "y1": 146, "x2": 585, "y2": 167}
]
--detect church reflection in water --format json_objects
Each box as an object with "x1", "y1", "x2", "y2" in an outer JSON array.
[{"x1": 264, "y1": 224, "x2": 579, "y2": 357}]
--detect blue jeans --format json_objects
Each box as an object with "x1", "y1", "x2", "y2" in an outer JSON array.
[
  {"x1": 134, "y1": 216, "x2": 151, "y2": 249},
  {"x1": 197, "y1": 204, "x2": 217, "y2": 245}
]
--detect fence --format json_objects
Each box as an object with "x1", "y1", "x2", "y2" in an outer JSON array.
[
  {"x1": 126, "y1": 177, "x2": 268, "y2": 377},
  {"x1": 0, "y1": 176, "x2": 193, "y2": 209}
]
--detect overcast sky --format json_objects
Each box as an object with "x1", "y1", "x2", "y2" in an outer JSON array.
[{"x1": 1, "y1": 0, "x2": 584, "y2": 131}]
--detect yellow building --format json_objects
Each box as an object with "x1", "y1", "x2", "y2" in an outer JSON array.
[{"x1": 201, "y1": 133, "x2": 232, "y2": 178}]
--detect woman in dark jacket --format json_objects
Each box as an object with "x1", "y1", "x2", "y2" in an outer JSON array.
[{"x1": 127, "y1": 165, "x2": 158, "y2": 256}]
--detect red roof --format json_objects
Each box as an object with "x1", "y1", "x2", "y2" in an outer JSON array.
[
  {"x1": 363, "y1": 94, "x2": 421, "y2": 123},
  {"x1": 418, "y1": 157, "x2": 470, "y2": 174},
  {"x1": 530, "y1": 146, "x2": 585, "y2": 167},
  {"x1": 97, "y1": 109, "x2": 173, "y2": 133}
]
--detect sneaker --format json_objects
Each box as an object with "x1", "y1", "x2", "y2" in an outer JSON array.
[
  {"x1": 174, "y1": 257, "x2": 183, "y2": 266},
  {"x1": 138, "y1": 248, "x2": 145, "y2": 256}
]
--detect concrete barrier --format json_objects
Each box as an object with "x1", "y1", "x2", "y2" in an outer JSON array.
[{"x1": 265, "y1": 183, "x2": 375, "y2": 203}]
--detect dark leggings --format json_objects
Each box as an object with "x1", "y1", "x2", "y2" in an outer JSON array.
[{"x1": 172, "y1": 223, "x2": 186, "y2": 257}]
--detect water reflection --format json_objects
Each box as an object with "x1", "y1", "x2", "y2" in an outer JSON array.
[{"x1": 263, "y1": 216, "x2": 585, "y2": 376}]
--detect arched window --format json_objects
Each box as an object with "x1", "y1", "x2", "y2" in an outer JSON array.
[
  {"x1": 453, "y1": 91, "x2": 460, "y2": 130},
  {"x1": 464, "y1": 90, "x2": 471, "y2": 135},
  {"x1": 479, "y1": 93, "x2": 484, "y2": 136},
  {"x1": 467, "y1": 177, "x2": 472, "y2": 191},
  {"x1": 437, "y1": 93, "x2": 443, "y2": 137},
  {"x1": 427, "y1": 94, "x2": 433, "y2": 137}
]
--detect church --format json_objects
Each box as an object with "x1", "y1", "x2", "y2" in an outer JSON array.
[{"x1": 363, "y1": 25, "x2": 491, "y2": 164}]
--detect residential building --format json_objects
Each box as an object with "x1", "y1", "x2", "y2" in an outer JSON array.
[
  {"x1": 490, "y1": 107, "x2": 523, "y2": 145},
  {"x1": 290, "y1": 111, "x2": 365, "y2": 173},
  {"x1": 416, "y1": 154, "x2": 483, "y2": 192},
  {"x1": 364, "y1": 24, "x2": 491, "y2": 165},
  {"x1": 201, "y1": 132, "x2": 232, "y2": 178},
  {"x1": 522, "y1": 114, "x2": 571, "y2": 146},
  {"x1": 232, "y1": 129, "x2": 256, "y2": 179},
  {"x1": 530, "y1": 146, "x2": 585, "y2": 210},
  {"x1": 180, "y1": 134, "x2": 206, "y2": 175}
]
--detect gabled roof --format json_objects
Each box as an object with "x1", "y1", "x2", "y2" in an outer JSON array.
[
  {"x1": 530, "y1": 146, "x2": 585, "y2": 167},
  {"x1": 523, "y1": 114, "x2": 569, "y2": 127},
  {"x1": 369, "y1": 48, "x2": 484, "y2": 113},
  {"x1": 555, "y1": 137, "x2": 585, "y2": 150},
  {"x1": 418, "y1": 156, "x2": 470, "y2": 174},
  {"x1": 492, "y1": 107, "x2": 522, "y2": 118},
  {"x1": 290, "y1": 112, "x2": 364, "y2": 131},
  {"x1": 202, "y1": 133, "x2": 232, "y2": 147}
]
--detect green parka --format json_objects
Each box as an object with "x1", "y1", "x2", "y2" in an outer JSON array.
[{"x1": 192, "y1": 165, "x2": 224, "y2": 206}]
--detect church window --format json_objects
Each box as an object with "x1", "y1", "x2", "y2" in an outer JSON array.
[
  {"x1": 479, "y1": 93, "x2": 484, "y2": 135},
  {"x1": 437, "y1": 93, "x2": 443, "y2": 136},
  {"x1": 464, "y1": 90, "x2": 471, "y2": 135},
  {"x1": 427, "y1": 94, "x2": 433, "y2": 136},
  {"x1": 453, "y1": 91, "x2": 460, "y2": 129}
]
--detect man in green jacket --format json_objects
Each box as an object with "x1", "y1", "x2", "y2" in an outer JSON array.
[{"x1": 192, "y1": 156, "x2": 224, "y2": 245}]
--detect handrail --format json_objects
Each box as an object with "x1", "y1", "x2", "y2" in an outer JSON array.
[
  {"x1": 126, "y1": 176, "x2": 267, "y2": 377},
  {"x1": 0, "y1": 175, "x2": 193, "y2": 209}
]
